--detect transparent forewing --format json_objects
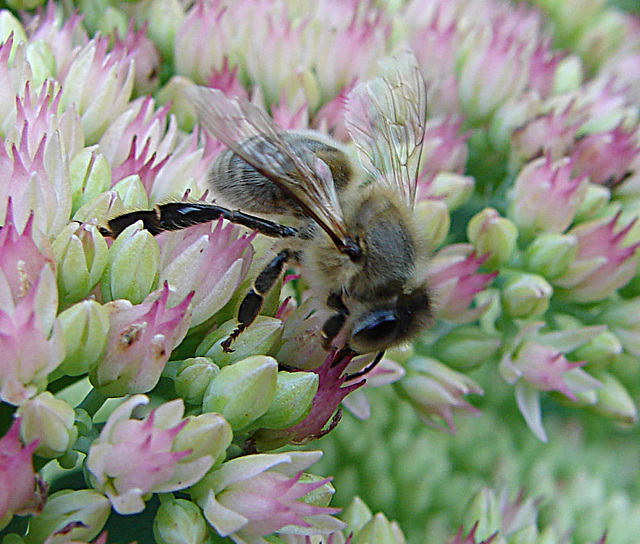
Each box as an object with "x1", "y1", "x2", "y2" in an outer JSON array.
[
  {"x1": 345, "y1": 51, "x2": 427, "y2": 208},
  {"x1": 186, "y1": 86, "x2": 352, "y2": 252}
]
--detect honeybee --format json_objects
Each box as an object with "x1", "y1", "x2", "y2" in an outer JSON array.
[{"x1": 103, "y1": 52, "x2": 432, "y2": 359}]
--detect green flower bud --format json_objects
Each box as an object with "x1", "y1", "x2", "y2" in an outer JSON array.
[
  {"x1": 428, "y1": 172, "x2": 474, "y2": 210},
  {"x1": 18, "y1": 392, "x2": 77, "y2": 458},
  {"x1": 352, "y1": 513, "x2": 403, "y2": 544},
  {"x1": 112, "y1": 174, "x2": 150, "y2": 211},
  {"x1": 572, "y1": 329, "x2": 622, "y2": 368},
  {"x1": 250, "y1": 371, "x2": 318, "y2": 430},
  {"x1": 591, "y1": 372, "x2": 637, "y2": 424},
  {"x1": 100, "y1": 221, "x2": 159, "y2": 304},
  {"x1": 73, "y1": 190, "x2": 125, "y2": 228},
  {"x1": 342, "y1": 496, "x2": 373, "y2": 535},
  {"x1": 173, "y1": 413, "x2": 232, "y2": 468},
  {"x1": 70, "y1": 146, "x2": 112, "y2": 214},
  {"x1": 552, "y1": 54, "x2": 583, "y2": 94},
  {"x1": 574, "y1": 183, "x2": 610, "y2": 222},
  {"x1": 53, "y1": 300, "x2": 110, "y2": 378},
  {"x1": 53, "y1": 223, "x2": 109, "y2": 305},
  {"x1": 501, "y1": 273, "x2": 553, "y2": 319},
  {"x1": 174, "y1": 357, "x2": 220, "y2": 405},
  {"x1": 196, "y1": 316, "x2": 281, "y2": 367},
  {"x1": 153, "y1": 498, "x2": 208, "y2": 544},
  {"x1": 202, "y1": 355, "x2": 278, "y2": 430},
  {"x1": 95, "y1": 5, "x2": 128, "y2": 39},
  {"x1": 463, "y1": 487, "x2": 502, "y2": 542},
  {"x1": 433, "y1": 325, "x2": 501, "y2": 370},
  {"x1": 467, "y1": 208, "x2": 518, "y2": 269},
  {"x1": 413, "y1": 199, "x2": 450, "y2": 252},
  {"x1": 523, "y1": 233, "x2": 578, "y2": 280},
  {"x1": 24, "y1": 489, "x2": 110, "y2": 544},
  {"x1": 157, "y1": 76, "x2": 198, "y2": 131},
  {"x1": 25, "y1": 40, "x2": 55, "y2": 86},
  {"x1": 144, "y1": 0, "x2": 185, "y2": 63}
]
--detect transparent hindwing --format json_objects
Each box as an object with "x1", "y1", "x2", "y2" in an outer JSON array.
[{"x1": 345, "y1": 50, "x2": 427, "y2": 209}]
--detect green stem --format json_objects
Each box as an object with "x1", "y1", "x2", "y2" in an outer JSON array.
[{"x1": 78, "y1": 388, "x2": 107, "y2": 417}]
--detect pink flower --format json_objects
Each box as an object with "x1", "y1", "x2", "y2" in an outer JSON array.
[
  {"x1": 511, "y1": 100, "x2": 586, "y2": 164},
  {"x1": 90, "y1": 282, "x2": 193, "y2": 397},
  {"x1": 500, "y1": 322, "x2": 603, "y2": 441},
  {"x1": 112, "y1": 22, "x2": 161, "y2": 96},
  {"x1": 554, "y1": 213, "x2": 640, "y2": 302},
  {"x1": 312, "y1": 82, "x2": 354, "y2": 141},
  {"x1": 58, "y1": 35, "x2": 135, "y2": 144},
  {"x1": 507, "y1": 155, "x2": 588, "y2": 237},
  {"x1": 457, "y1": 23, "x2": 530, "y2": 121},
  {"x1": 395, "y1": 357, "x2": 482, "y2": 433},
  {"x1": 0, "y1": 206, "x2": 63, "y2": 405},
  {"x1": 0, "y1": 80, "x2": 74, "y2": 238},
  {"x1": 157, "y1": 219, "x2": 254, "y2": 327},
  {"x1": 99, "y1": 96, "x2": 178, "y2": 189},
  {"x1": 86, "y1": 395, "x2": 214, "y2": 515},
  {"x1": 191, "y1": 450, "x2": 345, "y2": 543},
  {"x1": 407, "y1": 7, "x2": 460, "y2": 116},
  {"x1": 308, "y1": 2, "x2": 391, "y2": 103},
  {"x1": 270, "y1": 89, "x2": 309, "y2": 131},
  {"x1": 0, "y1": 418, "x2": 40, "y2": 530},
  {"x1": 427, "y1": 244, "x2": 497, "y2": 323},
  {"x1": 571, "y1": 125, "x2": 640, "y2": 186},
  {"x1": 174, "y1": 0, "x2": 231, "y2": 85},
  {"x1": 526, "y1": 38, "x2": 565, "y2": 98},
  {"x1": 418, "y1": 116, "x2": 470, "y2": 179},
  {"x1": 25, "y1": 2, "x2": 87, "y2": 77},
  {"x1": 207, "y1": 58, "x2": 249, "y2": 101}
]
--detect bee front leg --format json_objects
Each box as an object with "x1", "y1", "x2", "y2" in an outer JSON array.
[{"x1": 222, "y1": 249, "x2": 292, "y2": 352}]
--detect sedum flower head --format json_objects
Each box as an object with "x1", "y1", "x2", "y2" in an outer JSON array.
[{"x1": 86, "y1": 395, "x2": 214, "y2": 515}]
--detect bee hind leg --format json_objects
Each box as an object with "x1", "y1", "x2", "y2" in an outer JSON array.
[{"x1": 221, "y1": 249, "x2": 292, "y2": 353}]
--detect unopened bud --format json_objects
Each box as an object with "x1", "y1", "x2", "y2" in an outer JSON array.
[
  {"x1": 174, "y1": 357, "x2": 219, "y2": 405},
  {"x1": 574, "y1": 183, "x2": 610, "y2": 222},
  {"x1": 196, "y1": 316, "x2": 281, "y2": 367},
  {"x1": 572, "y1": 330, "x2": 622, "y2": 368},
  {"x1": 111, "y1": 174, "x2": 149, "y2": 211},
  {"x1": 501, "y1": 273, "x2": 553, "y2": 319},
  {"x1": 463, "y1": 488, "x2": 502, "y2": 542},
  {"x1": 154, "y1": 498, "x2": 208, "y2": 544},
  {"x1": 251, "y1": 371, "x2": 319, "y2": 430},
  {"x1": 53, "y1": 223, "x2": 109, "y2": 305},
  {"x1": 55, "y1": 300, "x2": 110, "y2": 377},
  {"x1": 70, "y1": 146, "x2": 112, "y2": 214},
  {"x1": 523, "y1": 233, "x2": 578, "y2": 280},
  {"x1": 100, "y1": 221, "x2": 160, "y2": 304},
  {"x1": 157, "y1": 76, "x2": 196, "y2": 131},
  {"x1": 591, "y1": 372, "x2": 637, "y2": 424},
  {"x1": 18, "y1": 393, "x2": 77, "y2": 458},
  {"x1": 352, "y1": 513, "x2": 403, "y2": 544},
  {"x1": 467, "y1": 208, "x2": 518, "y2": 269},
  {"x1": 173, "y1": 413, "x2": 232, "y2": 468},
  {"x1": 434, "y1": 325, "x2": 501, "y2": 371},
  {"x1": 202, "y1": 355, "x2": 277, "y2": 430},
  {"x1": 428, "y1": 172, "x2": 474, "y2": 210},
  {"x1": 24, "y1": 489, "x2": 111, "y2": 544},
  {"x1": 413, "y1": 199, "x2": 450, "y2": 252}
]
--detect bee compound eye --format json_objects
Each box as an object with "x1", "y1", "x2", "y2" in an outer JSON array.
[{"x1": 352, "y1": 310, "x2": 399, "y2": 344}]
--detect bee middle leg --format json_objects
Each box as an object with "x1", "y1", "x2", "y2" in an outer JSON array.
[{"x1": 222, "y1": 248, "x2": 293, "y2": 352}]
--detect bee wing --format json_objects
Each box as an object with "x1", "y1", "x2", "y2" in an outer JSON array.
[
  {"x1": 186, "y1": 86, "x2": 356, "y2": 255},
  {"x1": 345, "y1": 51, "x2": 427, "y2": 208}
]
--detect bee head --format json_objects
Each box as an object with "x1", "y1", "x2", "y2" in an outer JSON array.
[{"x1": 348, "y1": 286, "x2": 433, "y2": 353}]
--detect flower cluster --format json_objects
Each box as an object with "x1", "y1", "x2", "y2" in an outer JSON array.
[{"x1": 2, "y1": 0, "x2": 640, "y2": 543}]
